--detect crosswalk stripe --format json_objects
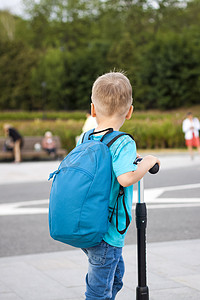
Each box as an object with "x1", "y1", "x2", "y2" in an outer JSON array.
[{"x1": 0, "y1": 183, "x2": 199, "y2": 216}]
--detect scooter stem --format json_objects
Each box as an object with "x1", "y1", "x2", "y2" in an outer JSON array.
[{"x1": 136, "y1": 178, "x2": 149, "y2": 300}]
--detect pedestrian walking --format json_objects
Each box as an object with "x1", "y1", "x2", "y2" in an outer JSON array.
[
  {"x1": 182, "y1": 112, "x2": 200, "y2": 159},
  {"x1": 3, "y1": 124, "x2": 23, "y2": 163}
]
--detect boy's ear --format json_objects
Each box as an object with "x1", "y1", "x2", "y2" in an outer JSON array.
[
  {"x1": 91, "y1": 103, "x2": 96, "y2": 117},
  {"x1": 125, "y1": 105, "x2": 133, "y2": 120}
]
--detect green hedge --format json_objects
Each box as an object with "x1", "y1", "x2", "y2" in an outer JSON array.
[
  {"x1": 0, "y1": 117, "x2": 186, "y2": 152},
  {"x1": 2, "y1": 107, "x2": 198, "y2": 151},
  {"x1": 122, "y1": 119, "x2": 184, "y2": 149},
  {"x1": 0, "y1": 111, "x2": 86, "y2": 121}
]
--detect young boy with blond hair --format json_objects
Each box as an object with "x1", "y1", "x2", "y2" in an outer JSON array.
[{"x1": 80, "y1": 72, "x2": 160, "y2": 300}]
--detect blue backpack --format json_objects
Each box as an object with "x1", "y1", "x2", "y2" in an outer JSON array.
[{"x1": 48, "y1": 128, "x2": 133, "y2": 248}]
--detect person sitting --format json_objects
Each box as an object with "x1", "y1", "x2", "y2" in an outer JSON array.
[{"x1": 42, "y1": 131, "x2": 56, "y2": 157}]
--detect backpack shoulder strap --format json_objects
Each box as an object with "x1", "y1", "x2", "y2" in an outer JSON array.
[
  {"x1": 99, "y1": 130, "x2": 134, "y2": 147},
  {"x1": 81, "y1": 128, "x2": 134, "y2": 147},
  {"x1": 81, "y1": 128, "x2": 95, "y2": 143},
  {"x1": 106, "y1": 132, "x2": 134, "y2": 148},
  {"x1": 104, "y1": 131, "x2": 134, "y2": 235},
  {"x1": 81, "y1": 128, "x2": 113, "y2": 143}
]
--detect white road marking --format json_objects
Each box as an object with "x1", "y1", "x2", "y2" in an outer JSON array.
[
  {"x1": 0, "y1": 183, "x2": 199, "y2": 216},
  {"x1": 133, "y1": 182, "x2": 200, "y2": 203},
  {"x1": 0, "y1": 199, "x2": 48, "y2": 216}
]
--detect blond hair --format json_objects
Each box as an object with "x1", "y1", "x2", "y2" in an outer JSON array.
[
  {"x1": 45, "y1": 131, "x2": 53, "y2": 138},
  {"x1": 91, "y1": 72, "x2": 133, "y2": 117},
  {"x1": 3, "y1": 123, "x2": 12, "y2": 130}
]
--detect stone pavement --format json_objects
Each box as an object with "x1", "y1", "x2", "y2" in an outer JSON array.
[
  {"x1": 0, "y1": 240, "x2": 200, "y2": 300},
  {"x1": 0, "y1": 152, "x2": 200, "y2": 299}
]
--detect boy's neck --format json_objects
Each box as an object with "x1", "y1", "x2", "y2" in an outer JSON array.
[{"x1": 95, "y1": 116, "x2": 125, "y2": 132}]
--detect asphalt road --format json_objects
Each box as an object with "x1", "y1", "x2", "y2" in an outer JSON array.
[{"x1": 0, "y1": 163, "x2": 200, "y2": 257}]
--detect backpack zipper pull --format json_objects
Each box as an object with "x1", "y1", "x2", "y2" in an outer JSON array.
[{"x1": 48, "y1": 170, "x2": 60, "y2": 180}]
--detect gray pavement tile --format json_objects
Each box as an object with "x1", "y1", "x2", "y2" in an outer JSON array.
[
  {"x1": 148, "y1": 239, "x2": 200, "y2": 268},
  {"x1": 148, "y1": 272, "x2": 183, "y2": 290},
  {"x1": 24, "y1": 250, "x2": 87, "y2": 271},
  {"x1": 0, "y1": 281, "x2": 11, "y2": 293},
  {"x1": 0, "y1": 261, "x2": 76, "y2": 300},
  {"x1": 148, "y1": 253, "x2": 195, "y2": 277},
  {"x1": 150, "y1": 287, "x2": 200, "y2": 300},
  {"x1": 56, "y1": 286, "x2": 84, "y2": 299},
  {"x1": 147, "y1": 242, "x2": 200, "y2": 278},
  {"x1": 116, "y1": 286, "x2": 135, "y2": 299},
  {"x1": 173, "y1": 274, "x2": 200, "y2": 291},
  {"x1": 28, "y1": 254, "x2": 86, "y2": 271},
  {"x1": 0, "y1": 293, "x2": 22, "y2": 300},
  {"x1": 59, "y1": 298, "x2": 84, "y2": 300},
  {"x1": 44, "y1": 268, "x2": 86, "y2": 287},
  {"x1": 22, "y1": 251, "x2": 88, "y2": 289},
  {"x1": 61, "y1": 299, "x2": 84, "y2": 300}
]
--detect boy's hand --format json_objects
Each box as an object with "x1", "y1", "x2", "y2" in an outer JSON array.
[
  {"x1": 140, "y1": 155, "x2": 160, "y2": 170},
  {"x1": 117, "y1": 155, "x2": 160, "y2": 187}
]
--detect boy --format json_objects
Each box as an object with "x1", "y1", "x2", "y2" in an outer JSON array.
[{"x1": 80, "y1": 72, "x2": 160, "y2": 299}]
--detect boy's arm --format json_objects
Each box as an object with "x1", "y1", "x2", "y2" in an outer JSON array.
[{"x1": 117, "y1": 155, "x2": 160, "y2": 187}]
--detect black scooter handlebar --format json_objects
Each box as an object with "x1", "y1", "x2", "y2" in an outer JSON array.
[
  {"x1": 134, "y1": 157, "x2": 159, "y2": 174},
  {"x1": 149, "y1": 163, "x2": 159, "y2": 174}
]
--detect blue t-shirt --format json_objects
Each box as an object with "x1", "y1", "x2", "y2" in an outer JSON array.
[{"x1": 77, "y1": 133, "x2": 137, "y2": 247}]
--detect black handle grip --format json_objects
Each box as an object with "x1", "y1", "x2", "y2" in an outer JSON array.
[
  {"x1": 134, "y1": 158, "x2": 159, "y2": 174},
  {"x1": 149, "y1": 163, "x2": 159, "y2": 174}
]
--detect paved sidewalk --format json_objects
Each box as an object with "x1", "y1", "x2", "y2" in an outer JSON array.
[{"x1": 0, "y1": 239, "x2": 200, "y2": 300}]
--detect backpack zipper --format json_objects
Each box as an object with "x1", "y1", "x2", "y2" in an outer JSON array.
[{"x1": 49, "y1": 166, "x2": 94, "y2": 181}]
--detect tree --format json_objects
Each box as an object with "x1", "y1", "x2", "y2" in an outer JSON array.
[
  {"x1": 0, "y1": 41, "x2": 38, "y2": 109},
  {"x1": 0, "y1": 0, "x2": 200, "y2": 110},
  {"x1": 0, "y1": 11, "x2": 16, "y2": 41},
  {"x1": 136, "y1": 32, "x2": 200, "y2": 109},
  {"x1": 31, "y1": 48, "x2": 67, "y2": 109}
]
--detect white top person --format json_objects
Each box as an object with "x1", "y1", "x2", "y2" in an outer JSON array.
[{"x1": 182, "y1": 112, "x2": 200, "y2": 140}]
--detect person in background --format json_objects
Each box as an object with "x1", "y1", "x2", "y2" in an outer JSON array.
[
  {"x1": 182, "y1": 112, "x2": 200, "y2": 159},
  {"x1": 3, "y1": 124, "x2": 23, "y2": 163},
  {"x1": 75, "y1": 111, "x2": 97, "y2": 144},
  {"x1": 82, "y1": 111, "x2": 97, "y2": 133},
  {"x1": 42, "y1": 131, "x2": 56, "y2": 157}
]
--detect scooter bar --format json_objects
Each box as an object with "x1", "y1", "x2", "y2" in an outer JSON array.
[
  {"x1": 134, "y1": 157, "x2": 159, "y2": 300},
  {"x1": 134, "y1": 157, "x2": 159, "y2": 175}
]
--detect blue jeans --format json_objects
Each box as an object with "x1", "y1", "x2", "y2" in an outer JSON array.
[{"x1": 82, "y1": 240, "x2": 125, "y2": 300}]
